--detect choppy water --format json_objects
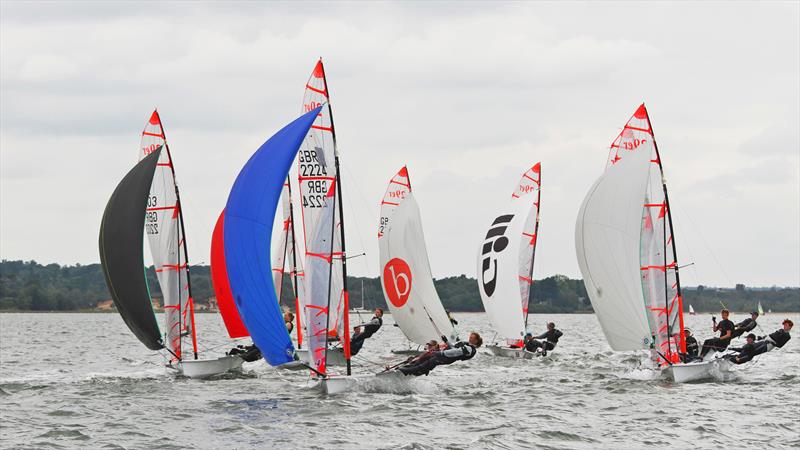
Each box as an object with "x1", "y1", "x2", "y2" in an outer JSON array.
[{"x1": 1, "y1": 312, "x2": 798, "y2": 449}]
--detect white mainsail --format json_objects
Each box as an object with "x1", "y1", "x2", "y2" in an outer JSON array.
[
  {"x1": 298, "y1": 60, "x2": 349, "y2": 374},
  {"x1": 576, "y1": 104, "x2": 685, "y2": 363},
  {"x1": 379, "y1": 167, "x2": 455, "y2": 345},
  {"x1": 478, "y1": 163, "x2": 542, "y2": 343},
  {"x1": 138, "y1": 110, "x2": 196, "y2": 360}
]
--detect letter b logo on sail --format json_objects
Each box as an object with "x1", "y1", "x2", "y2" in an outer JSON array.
[
  {"x1": 480, "y1": 214, "x2": 514, "y2": 298},
  {"x1": 383, "y1": 258, "x2": 412, "y2": 307}
]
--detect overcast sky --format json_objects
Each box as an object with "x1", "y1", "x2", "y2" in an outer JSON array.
[{"x1": 1, "y1": 2, "x2": 798, "y2": 287}]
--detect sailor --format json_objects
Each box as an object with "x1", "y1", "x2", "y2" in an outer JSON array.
[
  {"x1": 398, "y1": 332, "x2": 483, "y2": 376},
  {"x1": 284, "y1": 311, "x2": 294, "y2": 334},
  {"x1": 227, "y1": 344, "x2": 262, "y2": 362},
  {"x1": 348, "y1": 308, "x2": 384, "y2": 355},
  {"x1": 700, "y1": 309, "x2": 735, "y2": 358},
  {"x1": 727, "y1": 333, "x2": 758, "y2": 365},
  {"x1": 748, "y1": 319, "x2": 794, "y2": 358},
  {"x1": 349, "y1": 326, "x2": 365, "y2": 356},
  {"x1": 683, "y1": 328, "x2": 700, "y2": 360},
  {"x1": 524, "y1": 322, "x2": 563, "y2": 356},
  {"x1": 731, "y1": 311, "x2": 759, "y2": 339}
]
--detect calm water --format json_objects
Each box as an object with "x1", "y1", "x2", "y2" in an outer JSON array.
[{"x1": 1, "y1": 312, "x2": 798, "y2": 449}]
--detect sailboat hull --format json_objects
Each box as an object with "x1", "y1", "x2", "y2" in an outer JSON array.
[
  {"x1": 662, "y1": 359, "x2": 732, "y2": 383},
  {"x1": 177, "y1": 355, "x2": 244, "y2": 379},
  {"x1": 487, "y1": 344, "x2": 538, "y2": 359},
  {"x1": 391, "y1": 349, "x2": 423, "y2": 356},
  {"x1": 317, "y1": 376, "x2": 358, "y2": 395}
]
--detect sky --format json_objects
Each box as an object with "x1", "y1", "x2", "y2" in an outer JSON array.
[{"x1": 1, "y1": 2, "x2": 798, "y2": 287}]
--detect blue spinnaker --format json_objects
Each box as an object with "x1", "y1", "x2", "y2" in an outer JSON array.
[{"x1": 224, "y1": 106, "x2": 323, "y2": 366}]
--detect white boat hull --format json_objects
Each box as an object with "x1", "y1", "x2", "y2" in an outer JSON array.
[
  {"x1": 317, "y1": 371, "x2": 407, "y2": 395},
  {"x1": 296, "y1": 348, "x2": 347, "y2": 367},
  {"x1": 177, "y1": 355, "x2": 244, "y2": 379},
  {"x1": 487, "y1": 344, "x2": 538, "y2": 359},
  {"x1": 391, "y1": 349, "x2": 423, "y2": 356},
  {"x1": 663, "y1": 359, "x2": 733, "y2": 383}
]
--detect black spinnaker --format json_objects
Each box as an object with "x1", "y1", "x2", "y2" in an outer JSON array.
[{"x1": 99, "y1": 148, "x2": 164, "y2": 351}]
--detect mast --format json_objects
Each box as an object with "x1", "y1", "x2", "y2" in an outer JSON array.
[
  {"x1": 523, "y1": 169, "x2": 541, "y2": 331},
  {"x1": 322, "y1": 65, "x2": 352, "y2": 374},
  {"x1": 643, "y1": 105, "x2": 685, "y2": 357},
  {"x1": 159, "y1": 112, "x2": 199, "y2": 360},
  {"x1": 286, "y1": 177, "x2": 303, "y2": 349}
]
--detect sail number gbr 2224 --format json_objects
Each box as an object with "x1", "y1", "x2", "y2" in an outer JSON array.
[{"x1": 299, "y1": 148, "x2": 331, "y2": 208}]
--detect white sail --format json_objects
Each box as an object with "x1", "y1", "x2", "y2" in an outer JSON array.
[
  {"x1": 379, "y1": 169, "x2": 455, "y2": 346},
  {"x1": 477, "y1": 199, "x2": 530, "y2": 341},
  {"x1": 478, "y1": 163, "x2": 541, "y2": 342},
  {"x1": 272, "y1": 180, "x2": 307, "y2": 343},
  {"x1": 139, "y1": 110, "x2": 195, "y2": 360},
  {"x1": 689, "y1": 304, "x2": 696, "y2": 314},
  {"x1": 575, "y1": 146, "x2": 654, "y2": 351}
]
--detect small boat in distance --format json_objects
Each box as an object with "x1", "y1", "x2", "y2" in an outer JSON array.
[
  {"x1": 689, "y1": 304, "x2": 697, "y2": 315},
  {"x1": 758, "y1": 302, "x2": 765, "y2": 316},
  {"x1": 478, "y1": 163, "x2": 543, "y2": 359}
]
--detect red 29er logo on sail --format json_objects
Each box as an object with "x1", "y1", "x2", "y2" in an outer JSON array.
[{"x1": 383, "y1": 258, "x2": 412, "y2": 307}]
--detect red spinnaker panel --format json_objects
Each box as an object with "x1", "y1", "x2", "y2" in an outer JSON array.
[{"x1": 210, "y1": 210, "x2": 249, "y2": 339}]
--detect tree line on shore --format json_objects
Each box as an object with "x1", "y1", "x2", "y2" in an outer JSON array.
[{"x1": 1, "y1": 260, "x2": 798, "y2": 313}]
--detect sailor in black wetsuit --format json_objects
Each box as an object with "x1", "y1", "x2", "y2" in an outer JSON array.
[
  {"x1": 349, "y1": 308, "x2": 383, "y2": 356},
  {"x1": 524, "y1": 322, "x2": 562, "y2": 356},
  {"x1": 727, "y1": 333, "x2": 758, "y2": 364},
  {"x1": 731, "y1": 311, "x2": 759, "y2": 339},
  {"x1": 748, "y1": 319, "x2": 793, "y2": 359},
  {"x1": 398, "y1": 332, "x2": 483, "y2": 376},
  {"x1": 228, "y1": 344, "x2": 262, "y2": 362},
  {"x1": 681, "y1": 329, "x2": 700, "y2": 362},
  {"x1": 700, "y1": 309, "x2": 735, "y2": 358}
]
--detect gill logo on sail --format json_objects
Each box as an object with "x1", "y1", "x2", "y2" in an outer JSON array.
[
  {"x1": 383, "y1": 258, "x2": 412, "y2": 307},
  {"x1": 480, "y1": 214, "x2": 514, "y2": 297}
]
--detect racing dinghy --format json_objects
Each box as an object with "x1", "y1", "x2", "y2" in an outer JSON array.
[
  {"x1": 137, "y1": 111, "x2": 244, "y2": 378},
  {"x1": 378, "y1": 166, "x2": 459, "y2": 356},
  {"x1": 222, "y1": 105, "x2": 323, "y2": 373},
  {"x1": 478, "y1": 163, "x2": 543, "y2": 359},
  {"x1": 575, "y1": 104, "x2": 730, "y2": 383}
]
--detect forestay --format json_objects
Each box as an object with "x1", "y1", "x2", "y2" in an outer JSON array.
[
  {"x1": 223, "y1": 106, "x2": 322, "y2": 366},
  {"x1": 477, "y1": 163, "x2": 541, "y2": 343},
  {"x1": 138, "y1": 111, "x2": 196, "y2": 360},
  {"x1": 379, "y1": 167, "x2": 455, "y2": 345}
]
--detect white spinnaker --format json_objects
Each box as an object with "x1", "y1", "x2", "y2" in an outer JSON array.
[
  {"x1": 477, "y1": 199, "x2": 530, "y2": 341},
  {"x1": 272, "y1": 180, "x2": 307, "y2": 337},
  {"x1": 575, "y1": 146, "x2": 654, "y2": 351},
  {"x1": 379, "y1": 189, "x2": 455, "y2": 345},
  {"x1": 139, "y1": 110, "x2": 192, "y2": 360},
  {"x1": 299, "y1": 60, "x2": 344, "y2": 372}
]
